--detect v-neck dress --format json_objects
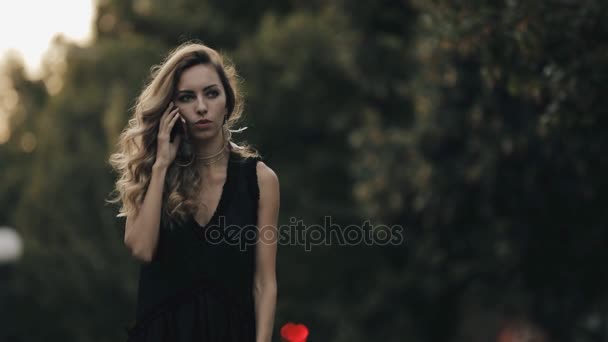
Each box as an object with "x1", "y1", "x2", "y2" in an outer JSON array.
[{"x1": 125, "y1": 150, "x2": 262, "y2": 342}]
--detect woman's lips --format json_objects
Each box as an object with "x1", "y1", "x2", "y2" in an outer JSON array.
[{"x1": 194, "y1": 121, "x2": 212, "y2": 129}]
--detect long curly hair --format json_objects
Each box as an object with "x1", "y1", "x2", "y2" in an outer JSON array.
[{"x1": 107, "y1": 42, "x2": 259, "y2": 228}]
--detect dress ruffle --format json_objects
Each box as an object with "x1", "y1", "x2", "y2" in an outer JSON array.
[{"x1": 125, "y1": 277, "x2": 255, "y2": 342}]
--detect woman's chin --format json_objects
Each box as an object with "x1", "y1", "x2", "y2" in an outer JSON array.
[{"x1": 188, "y1": 129, "x2": 221, "y2": 141}]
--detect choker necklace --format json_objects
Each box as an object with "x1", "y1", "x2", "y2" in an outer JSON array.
[{"x1": 196, "y1": 141, "x2": 229, "y2": 165}]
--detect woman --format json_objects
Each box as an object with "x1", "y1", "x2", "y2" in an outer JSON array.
[{"x1": 108, "y1": 42, "x2": 279, "y2": 342}]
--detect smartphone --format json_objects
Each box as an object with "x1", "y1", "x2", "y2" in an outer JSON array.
[{"x1": 170, "y1": 107, "x2": 184, "y2": 143}]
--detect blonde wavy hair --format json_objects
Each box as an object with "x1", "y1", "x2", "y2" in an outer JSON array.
[{"x1": 107, "y1": 41, "x2": 259, "y2": 228}]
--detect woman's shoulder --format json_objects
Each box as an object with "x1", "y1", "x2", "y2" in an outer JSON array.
[
  {"x1": 228, "y1": 144, "x2": 278, "y2": 198},
  {"x1": 255, "y1": 160, "x2": 276, "y2": 184},
  {"x1": 231, "y1": 148, "x2": 274, "y2": 181},
  {"x1": 255, "y1": 159, "x2": 279, "y2": 207},
  {"x1": 229, "y1": 144, "x2": 274, "y2": 180}
]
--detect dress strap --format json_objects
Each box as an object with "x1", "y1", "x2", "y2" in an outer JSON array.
[{"x1": 246, "y1": 156, "x2": 263, "y2": 203}]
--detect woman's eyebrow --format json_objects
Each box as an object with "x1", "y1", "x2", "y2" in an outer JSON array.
[{"x1": 177, "y1": 84, "x2": 219, "y2": 93}]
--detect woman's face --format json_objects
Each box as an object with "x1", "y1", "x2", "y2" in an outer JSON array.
[{"x1": 174, "y1": 63, "x2": 227, "y2": 140}]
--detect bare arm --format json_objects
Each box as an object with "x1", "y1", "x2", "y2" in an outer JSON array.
[
  {"x1": 124, "y1": 163, "x2": 168, "y2": 263},
  {"x1": 253, "y1": 161, "x2": 279, "y2": 342},
  {"x1": 124, "y1": 102, "x2": 184, "y2": 263}
]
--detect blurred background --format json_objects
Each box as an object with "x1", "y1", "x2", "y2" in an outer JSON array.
[{"x1": 0, "y1": 0, "x2": 607, "y2": 341}]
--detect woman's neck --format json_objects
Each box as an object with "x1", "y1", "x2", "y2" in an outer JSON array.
[
  {"x1": 194, "y1": 135, "x2": 226, "y2": 157},
  {"x1": 194, "y1": 138, "x2": 230, "y2": 175}
]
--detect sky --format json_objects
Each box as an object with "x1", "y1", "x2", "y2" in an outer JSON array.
[
  {"x1": 0, "y1": 0, "x2": 95, "y2": 77},
  {"x1": 0, "y1": 1, "x2": 95, "y2": 144}
]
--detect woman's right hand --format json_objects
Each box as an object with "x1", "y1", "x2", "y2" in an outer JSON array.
[{"x1": 154, "y1": 102, "x2": 183, "y2": 169}]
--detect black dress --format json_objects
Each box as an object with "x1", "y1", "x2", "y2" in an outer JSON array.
[{"x1": 126, "y1": 150, "x2": 261, "y2": 341}]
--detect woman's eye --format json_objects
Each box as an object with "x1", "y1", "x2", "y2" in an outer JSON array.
[
  {"x1": 207, "y1": 90, "x2": 219, "y2": 98},
  {"x1": 178, "y1": 94, "x2": 194, "y2": 102}
]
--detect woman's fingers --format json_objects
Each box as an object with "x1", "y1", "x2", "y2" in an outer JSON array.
[{"x1": 155, "y1": 102, "x2": 183, "y2": 165}]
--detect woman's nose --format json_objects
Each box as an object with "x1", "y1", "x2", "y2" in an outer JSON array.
[{"x1": 196, "y1": 96, "x2": 207, "y2": 114}]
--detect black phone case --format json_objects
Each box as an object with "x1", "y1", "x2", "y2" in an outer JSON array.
[
  {"x1": 170, "y1": 118, "x2": 183, "y2": 143},
  {"x1": 169, "y1": 111, "x2": 184, "y2": 142}
]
